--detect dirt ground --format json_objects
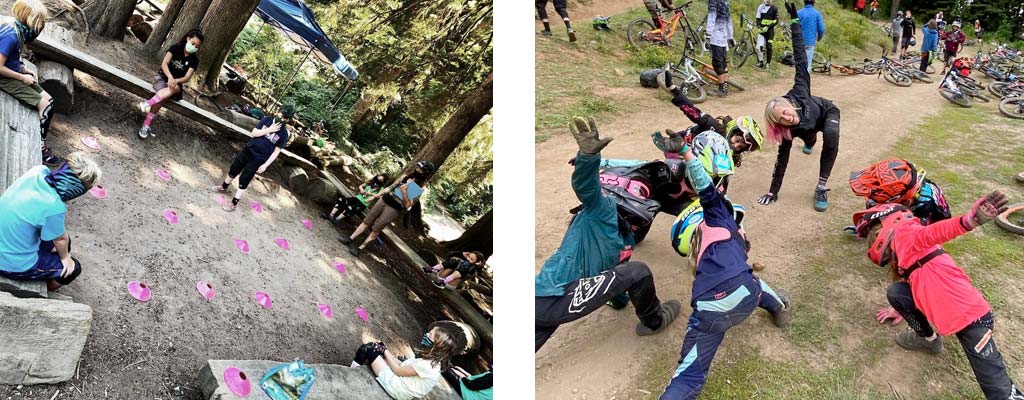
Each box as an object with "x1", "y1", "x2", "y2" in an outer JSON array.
[
  {"x1": 0, "y1": 15, "x2": 474, "y2": 400},
  {"x1": 534, "y1": 3, "x2": 1023, "y2": 399}
]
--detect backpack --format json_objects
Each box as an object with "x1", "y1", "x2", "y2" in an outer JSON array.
[
  {"x1": 849, "y1": 158, "x2": 920, "y2": 206},
  {"x1": 601, "y1": 185, "x2": 661, "y2": 244}
]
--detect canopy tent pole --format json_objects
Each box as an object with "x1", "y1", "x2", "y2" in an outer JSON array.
[
  {"x1": 326, "y1": 79, "x2": 353, "y2": 117},
  {"x1": 272, "y1": 45, "x2": 315, "y2": 106},
  {"x1": 246, "y1": 20, "x2": 268, "y2": 52}
]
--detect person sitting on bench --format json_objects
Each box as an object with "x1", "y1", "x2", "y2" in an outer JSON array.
[
  {"x1": 136, "y1": 29, "x2": 204, "y2": 139},
  {"x1": 322, "y1": 173, "x2": 389, "y2": 224},
  {"x1": 0, "y1": 0, "x2": 59, "y2": 165},
  {"x1": 0, "y1": 152, "x2": 101, "y2": 290},
  {"x1": 350, "y1": 325, "x2": 458, "y2": 400}
]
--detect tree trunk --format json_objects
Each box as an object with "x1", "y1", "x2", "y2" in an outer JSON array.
[
  {"x1": 82, "y1": 0, "x2": 135, "y2": 39},
  {"x1": 400, "y1": 73, "x2": 493, "y2": 179},
  {"x1": 195, "y1": 0, "x2": 260, "y2": 89},
  {"x1": 160, "y1": 0, "x2": 214, "y2": 57},
  {"x1": 142, "y1": 0, "x2": 186, "y2": 53},
  {"x1": 443, "y1": 209, "x2": 492, "y2": 257}
]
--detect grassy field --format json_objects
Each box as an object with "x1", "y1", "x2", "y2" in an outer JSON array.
[
  {"x1": 632, "y1": 106, "x2": 1024, "y2": 399},
  {"x1": 535, "y1": 0, "x2": 892, "y2": 142}
]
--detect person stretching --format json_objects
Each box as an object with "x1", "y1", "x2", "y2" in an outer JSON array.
[
  {"x1": 212, "y1": 104, "x2": 291, "y2": 211},
  {"x1": 340, "y1": 162, "x2": 434, "y2": 256},
  {"x1": 137, "y1": 29, "x2": 203, "y2": 139},
  {"x1": 854, "y1": 192, "x2": 1024, "y2": 400},
  {"x1": 535, "y1": 116, "x2": 681, "y2": 351},
  {"x1": 536, "y1": 0, "x2": 576, "y2": 42},
  {"x1": 660, "y1": 141, "x2": 791, "y2": 400},
  {"x1": 761, "y1": 2, "x2": 841, "y2": 212}
]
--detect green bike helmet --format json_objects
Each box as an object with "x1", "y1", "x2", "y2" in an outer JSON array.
[
  {"x1": 692, "y1": 131, "x2": 735, "y2": 178},
  {"x1": 725, "y1": 116, "x2": 764, "y2": 152}
]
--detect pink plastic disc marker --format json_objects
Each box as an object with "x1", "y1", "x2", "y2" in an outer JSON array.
[
  {"x1": 318, "y1": 303, "x2": 334, "y2": 319},
  {"x1": 81, "y1": 136, "x2": 100, "y2": 150},
  {"x1": 301, "y1": 219, "x2": 313, "y2": 230},
  {"x1": 155, "y1": 168, "x2": 172, "y2": 181},
  {"x1": 274, "y1": 238, "x2": 290, "y2": 250},
  {"x1": 335, "y1": 262, "x2": 347, "y2": 274},
  {"x1": 254, "y1": 291, "x2": 272, "y2": 309},
  {"x1": 89, "y1": 185, "x2": 107, "y2": 199},
  {"x1": 128, "y1": 281, "x2": 151, "y2": 302},
  {"x1": 354, "y1": 307, "x2": 369, "y2": 322},
  {"x1": 235, "y1": 239, "x2": 250, "y2": 254},
  {"x1": 162, "y1": 209, "x2": 179, "y2": 225},
  {"x1": 196, "y1": 281, "x2": 215, "y2": 301},
  {"x1": 223, "y1": 367, "x2": 252, "y2": 397}
]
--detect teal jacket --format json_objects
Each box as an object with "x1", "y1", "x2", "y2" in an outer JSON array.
[{"x1": 535, "y1": 152, "x2": 627, "y2": 297}]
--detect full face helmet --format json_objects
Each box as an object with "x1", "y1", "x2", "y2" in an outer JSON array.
[
  {"x1": 851, "y1": 203, "x2": 914, "y2": 267},
  {"x1": 725, "y1": 116, "x2": 765, "y2": 152}
]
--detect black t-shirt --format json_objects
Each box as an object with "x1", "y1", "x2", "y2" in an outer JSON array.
[
  {"x1": 245, "y1": 116, "x2": 290, "y2": 162},
  {"x1": 901, "y1": 19, "x2": 916, "y2": 38},
  {"x1": 160, "y1": 44, "x2": 199, "y2": 80}
]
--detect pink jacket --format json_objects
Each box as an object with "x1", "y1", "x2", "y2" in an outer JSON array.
[{"x1": 893, "y1": 215, "x2": 990, "y2": 336}]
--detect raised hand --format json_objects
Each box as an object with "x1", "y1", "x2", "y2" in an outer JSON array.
[
  {"x1": 758, "y1": 192, "x2": 778, "y2": 205},
  {"x1": 966, "y1": 190, "x2": 1009, "y2": 229},
  {"x1": 569, "y1": 116, "x2": 613, "y2": 155}
]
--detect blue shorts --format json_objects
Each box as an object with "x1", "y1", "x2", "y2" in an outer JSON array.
[{"x1": 0, "y1": 240, "x2": 79, "y2": 283}]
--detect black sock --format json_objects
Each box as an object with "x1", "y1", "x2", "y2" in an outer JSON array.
[
  {"x1": 542, "y1": 21, "x2": 551, "y2": 31},
  {"x1": 232, "y1": 197, "x2": 240, "y2": 205},
  {"x1": 563, "y1": 19, "x2": 572, "y2": 30}
]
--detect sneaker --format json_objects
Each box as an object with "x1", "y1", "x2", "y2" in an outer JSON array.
[
  {"x1": 540, "y1": 30, "x2": 553, "y2": 37},
  {"x1": 756, "y1": 61, "x2": 766, "y2": 69},
  {"x1": 636, "y1": 300, "x2": 682, "y2": 336},
  {"x1": 895, "y1": 329, "x2": 943, "y2": 354},
  {"x1": 338, "y1": 236, "x2": 352, "y2": 245},
  {"x1": 137, "y1": 101, "x2": 151, "y2": 114},
  {"x1": 41, "y1": 146, "x2": 63, "y2": 166},
  {"x1": 138, "y1": 125, "x2": 151, "y2": 139},
  {"x1": 771, "y1": 289, "x2": 793, "y2": 328},
  {"x1": 348, "y1": 246, "x2": 361, "y2": 257},
  {"x1": 433, "y1": 279, "x2": 446, "y2": 288},
  {"x1": 211, "y1": 184, "x2": 228, "y2": 193},
  {"x1": 222, "y1": 202, "x2": 237, "y2": 212},
  {"x1": 718, "y1": 83, "x2": 729, "y2": 97},
  {"x1": 568, "y1": 30, "x2": 577, "y2": 43},
  {"x1": 802, "y1": 145, "x2": 813, "y2": 154},
  {"x1": 813, "y1": 187, "x2": 830, "y2": 212}
]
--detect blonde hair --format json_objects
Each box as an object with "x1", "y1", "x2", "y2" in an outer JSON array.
[
  {"x1": 12, "y1": 0, "x2": 47, "y2": 32},
  {"x1": 763, "y1": 96, "x2": 794, "y2": 144},
  {"x1": 65, "y1": 151, "x2": 101, "y2": 189},
  {"x1": 420, "y1": 328, "x2": 457, "y2": 370}
]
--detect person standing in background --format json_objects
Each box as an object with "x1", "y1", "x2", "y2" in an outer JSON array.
[
  {"x1": 536, "y1": 0, "x2": 576, "y2": 42},
  {"x1": 797, "y1": 0, "x2": 825, "y2": 73},
  {"x1": 705, "y1": 0, "x2": 734, "y2": 96}
]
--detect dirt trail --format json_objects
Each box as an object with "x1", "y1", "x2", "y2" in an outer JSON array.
[{"x1": 534, "y1": 47, "x2": 950, "y2": 400}]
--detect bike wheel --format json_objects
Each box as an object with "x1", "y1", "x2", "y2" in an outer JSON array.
[
  {"x1": 682, "y1": 81, "x2": 707, "y2": 104},
  {"x1": 911, "y1": 70, "x2": 933, "y2": 83},
  {"x1": 999, "y1": 97, "x2": 1024, "y2": 119},
  {"x1": 994, "y1": 204, "x2": 1024, "y2": 236},
  {"x1": 1017, "y1": 172, "x2": 1024, "y2": 184},
  {"x1": 627, "y1": 19, "x2": 662, "y2": 50},
  {"x1": 939, "y1": 88, "x2": 973, "y2": 107},
  {"x1": 811, "y1": 65, "x2": 830, "y2": 74},
  {"x1": 862, "y1": 63, "x2": 879, "y2": 74},
  {"x1": 988, "y1": 82, "x2": 1009, "y2": 98},
  {"x1": 732, "y1": 32, "x2": 754, "y2": 69},
  {"x1": 884, "y1": 71, "x2": 912, "y2": 87},
  {"x1": 813, "y1": 52, "x2": 827, "y2": 66},
  {"x1": 726, "y1": 78, "x2": 746, "y2": 91}
]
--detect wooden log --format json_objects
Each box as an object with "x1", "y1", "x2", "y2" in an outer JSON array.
[
  {"x1": 35, "y1": 26, "x2": 74, "y2": 114},
  {"x1": 305, "y1": 177, "x2": 340, "y2": 205},
  {"x1": 226, "y1": 110, "x2": 258, "y2": 131},
  {"x1": 36, "y1": 61, "x2": 74, "y2": 114},
  {"x1": 285, "y1": 166, "x2": 309, "y2": 191},
  {"x1": 0, "y1": 89, "x2": 42, "y2": 194},
  {"x1": 26, "y1": 35, "x2": 317, "y2": 170}
]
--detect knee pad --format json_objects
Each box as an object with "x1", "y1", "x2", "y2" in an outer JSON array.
[{"x1": 55, "y1": 258, "x2": 82, "y2": 286}]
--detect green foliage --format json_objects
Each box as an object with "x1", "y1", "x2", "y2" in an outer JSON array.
[{"x1": 423, "y1": 114, "x2": 494, "y2": 224}]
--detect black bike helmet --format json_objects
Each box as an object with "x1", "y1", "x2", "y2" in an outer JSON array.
[{"x1": 415, "y1": 161, "x2": 436, "y2": 175}]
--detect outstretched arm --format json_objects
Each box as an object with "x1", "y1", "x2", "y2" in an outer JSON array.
[
  {"x1": 683, "y1": 149, "x2": 736, "y2": 229},
  {"x1": 768, "y1": 139, "x2": 793, "y2": 195},
  {"x1": 913, "y1": 191, "x2": 1009, "y2": 249},
  {"x1": 785, "y1": 3, "x2": 811, "y2": 98},
  {"x1": 568, "y1": 117, "x2": 613, "y2": 208}
]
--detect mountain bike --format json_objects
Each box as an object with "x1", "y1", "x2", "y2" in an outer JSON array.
[
  {"x1": 731, "y1": 13, "x2": 757, "y2": 69},
  {"x1": 627, "y1": 1, "x2": 705, "y2": 55},
  {"x1": 673, "y1": 47, "x2": 746, "y2": 92},
  {"x1": 938, "y1": 68, "x2": 988, "y2": 107},
  {"x1": 989, "y1": 79, "x2": 1024, "y2": 99},
  {"x1": 811, "y1": 52, "x2": 864, "y2": 75},
  {"x1": 998, "y1": 96, "x2": 1024, "y2": 119},
  {"x1": 654, "y1": 63, "x2": 708, "y2": 103},
  {"x1": 875, "y1": 54, "x2": 913, "y2": 87}
]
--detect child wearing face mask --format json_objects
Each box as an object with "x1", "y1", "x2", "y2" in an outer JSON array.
[
  {"x1": 0, "y1": 0, "x2": 61, "y2": 166},
  {"x1": 322, "y1": 173, "x2": 390, "y2": 224},
  {"x1": 350, "y1": 326, "x2": 458, "y2": 400},
  {"x1": 136, "y1": 29, "x2": 204, "y2": 139},
  {"x1": 0, "y1": 152, "x2": 101, "y2": 291}
]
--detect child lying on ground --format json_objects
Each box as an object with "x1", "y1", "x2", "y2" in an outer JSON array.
[
  {"x1": 423, "y1": 251, "x2": 486, "y2": 289},
  {"x1": 322, "y1": 173, "x2": 389, "y2": 224},
  {"x1": 350, "y1": 326, "x2": 457, "y2": 400},
  {"x1": 853, "y1": 191, "x2": 1022, "y2": 400},
  {"x1": 0, "y1": 0, "x2": 59, "y2": 165},
  {"x1": 0, "y1": 152, "x2": 101, "y2": 290}
]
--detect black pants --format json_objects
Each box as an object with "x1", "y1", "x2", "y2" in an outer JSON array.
[
  {"x1": 759, "y1": 30, "x2": 775, "y2": 64},
  {"x1": 332, "y1": 197, "x2": 367, "y2": 218},
  {"x1": 888, "y1": 282, "x2": 1024, "y2": 400},
  {"x1": 710, "y1": 44, "x2": 728, "y2": 76},
  {"x1": 535, "y1": 261, "x2": 663, "y2": 351},
  {"x1": 920, "y1": 52, "x2": 931, "y2": 73},
  {"x1": 536, "y1": 0, "x2": 568, "y2": 21},
  {"x1": 227, "y1": 149, "x2": 263, "y2": 190},
  {"x1": 796, "y1": 107, "x2": 840, "y2": 182}
]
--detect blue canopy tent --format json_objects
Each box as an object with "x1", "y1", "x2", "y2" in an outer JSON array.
[{"x1": 247, "y1": 0, "x2": 358, "y2": 112}]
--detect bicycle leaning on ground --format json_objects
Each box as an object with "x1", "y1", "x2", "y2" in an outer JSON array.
[{"x1": 626, "y1": 0, "x2": 705, "y2": 55}]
